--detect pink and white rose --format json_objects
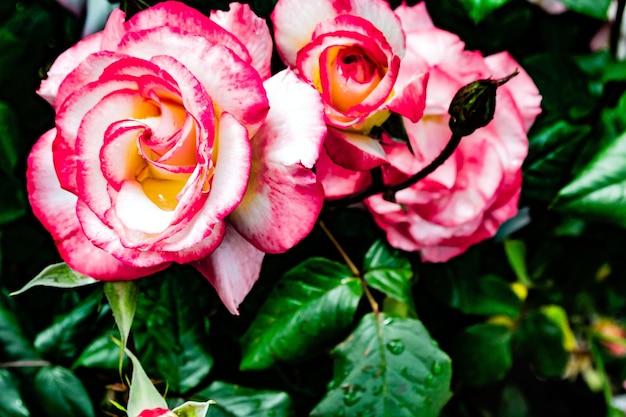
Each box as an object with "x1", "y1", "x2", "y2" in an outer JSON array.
[
  {"x1": 271, "y1": 0, "x2": 428, "y2": 171},
  {"x1": 320, "y1": 2, "x2": 541, "y2": 262},
  {"x1": 27, "y1": 1, "x2": 326, "y2": 314}
]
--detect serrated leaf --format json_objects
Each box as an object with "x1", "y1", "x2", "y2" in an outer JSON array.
[
  {"x1": 33, "y1": 366, "x2": 95, "y2": 417},
  {"x1": 104, "y1": 281, "x2": 139, "y2": 373},
  {"x1": 560, "y1": 0, "x2": 610, "y2": 19},
  {"x1": 556, "y1": 131, "x2": 626, "y2": 227},
  {"x1": 523, "y1": 121, "x2": 590, "y2": 203},
  {"x1": 458, "y1": 0, "x2": 512, "y2": 23},
  {"x1": 0, "y1": 369, "x2": 30, "y2": 417},
  {"x1": 451, "y1": 323, "x2": 513, "y2": 386},
  {"x1": 34, "y1": 290, "x2": 104, "y2": 363},
  {"x1": 11, "y1": 263, "x2": 98, "y2": 296},
  {"x1": 240, "y1": 258, "x2": 363, "y2": 370},
  {"x1": 311, "y1": 313, "x2": 451, "y2": 417},
  {"x1": 363, "y1": 240, "x2": 415, "y2": 316},
  {"x1": 193, "y1": 381, "x2": 291, "y2": 417},
  {"x1": 133, "y1": 269, "x2": 213, "y2": 395}
]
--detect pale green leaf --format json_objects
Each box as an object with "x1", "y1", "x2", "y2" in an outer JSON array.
[{"x1": 11, "y1": 263, "x2": 98, "y2": 296}]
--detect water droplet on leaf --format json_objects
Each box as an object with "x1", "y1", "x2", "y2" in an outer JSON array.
[
  {"x1": 386, "y1": 339, "x2": 405, "y2": 355},
  {"x1": 432, "y1": 361, "x2": 443, "y2": 375},
  {"x1": 343, "y1": 384, "x2": 365, "y2": 406}
]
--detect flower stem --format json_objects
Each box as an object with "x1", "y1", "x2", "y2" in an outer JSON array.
[
  {"x1": 318, "y1": 220, "x2": 379, "y2": 314},
  {"x1": 328, "y1": 131, "x2": 463, "y2": 207}
]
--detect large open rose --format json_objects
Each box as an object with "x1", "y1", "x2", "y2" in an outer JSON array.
[
  {"x1": 271, "y1": 0, "x2": 428, "y2": 170},
  {"x1": 27, "y1": 1, "x2": 326, "y2": 313},
  {"x1": 319, "y1": 2, "x2": 541, "y2": 262}
]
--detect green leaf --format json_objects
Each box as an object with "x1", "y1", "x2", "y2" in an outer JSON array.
[
  {"x1": 555, "y1": 131, "x2": 626, "y2": 227},
  {"x1": 363, "y1": 240, "x2": 416, "y2": 316},
  {"x1": 560, "y1": 0, "x2": 610, "y2": 19},
  {"x1": 0, "y1": 293, "x2": 41, "y2": 364},
  {"x1": 451, "y1": 323, "x2": 513, "y2": 386},
  {"x1": 522, "y1": 53, "x2": 596, "y2": 123},
  {"x1": 0, "y1": 102, "x2": 20, "y2": 174},
  {"x1": 193, "y1": 381, "x2": 291, "y2": 417},
  {"x1": 0, "y1": 369, "x2": 30, "y2": 417},
  {"x1": 240, "y1": 258, "x2": 363, "y2": 370},
  {"x1": 514, "y1": 307, "x2": 571, "y2": 377},
  {"x1": 72, "y1": 331, "x2": 126, "y2": 370},
  {"x1": 503, "y1": 240, "x2": 532, "y2": 287},
  {"x1": 311, "y1": 313, "x2": 451, "y2": 417},
  {"x1": 424, "y1": 256, "x2": 522, "y2": 317},
  {"x1": 11, "y1": 263, "x2": 98, "y2": 296},
  {"x1": 33, "y1": 366, "x2": 95, "y2": 417},
  {"x1": 134, "y1": 269, "x2": 213, "y2": 395},
  {"x1": 523, "y1": 121, "x2": 591, "y2": 203},
  {"x1": 34, "y1": 291, "x2": 104, "y2": 363},
  {"x1": 104, "y1": 281, "x2": 139, "y2": 372},
  {"x1": 458, "y1": 0, "x2": 512, "y2": 23}
]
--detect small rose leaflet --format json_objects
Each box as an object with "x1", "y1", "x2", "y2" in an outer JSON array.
[{"x1": 27, "y1": 1, "x2": 327, "y2": 314}]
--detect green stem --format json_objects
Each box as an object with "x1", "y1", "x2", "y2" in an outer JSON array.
[
  {"x1": 328, "y1": 132, "x2": 463, "y2": 207},
  {"x1": 318, "y1": 221, "x2": 379, "y2": 314}
]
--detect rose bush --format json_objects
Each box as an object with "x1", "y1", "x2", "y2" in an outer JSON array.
[
  {"x1": 271, "y1": 0, "x2": 428, "y2": 170},
  {"x1": 27, "y1": 1, "x2": 327, "y2": 313},
  {"x1": 319, "y1": 2, "x2": 542, "y2": 262}
]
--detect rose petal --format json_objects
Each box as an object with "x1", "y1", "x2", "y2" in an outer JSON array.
[
  {"x1": 230, "y1": 70, "x2": 326, "y2": 253},
  {"x1": 27, "y1": 129, "x2": 167, "y2": 279},
  {"x1": 193, "y1": 223, "x2": 265, "y2": 315},
  {"x1": 210, "y1": 3, "x2": 273, "y2": 80},
  {"x1": 324, "y1": 127, "x2": 388, "y2": 170},
  {"x1": 37, "y1": 32, "x2": 104, "y2": 107}
]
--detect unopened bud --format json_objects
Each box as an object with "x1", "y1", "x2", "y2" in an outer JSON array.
[{"x1": 448, "y1": 70, "x2": 519, "y2": 136}]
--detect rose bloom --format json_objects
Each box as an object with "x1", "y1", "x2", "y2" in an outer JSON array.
[
  {"x1": 271, "y1": 0, "x2": 428, "y2": 170},
  {"x1": 137, "y1": 409, "x2": 176, "y2": 417},
  {"x1": 27, "y1": 1, "x2": 326, "y2": 314},
  {"x1": 594, "y1": 318, "x2": 626, "y2": 357},
  {"x1": 319, "y1": 2, "x2": 541, "y2": 262}
]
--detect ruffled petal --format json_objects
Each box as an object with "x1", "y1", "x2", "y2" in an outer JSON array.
[
  {"x1": 272, "y1": 0, "x2": 338, "y2": 66},
  {"x1": 324, "y1": 127, "x2": 387, "y2": 170},
  {"x1": 230, "y1": 70, "x2": 326, "y2": 253},
  {"x1": 27, "y1": 129, "x2": 167, "y2": 279},
  {"x1": 210, "y1": 3, "x2": 273, "y2": 80},
  {"x1": 193, "y1": 224, "x2": 265, "y2": 315},
  {"x1": 37, "y1": 32, "x2": 104, "y2": 108}
]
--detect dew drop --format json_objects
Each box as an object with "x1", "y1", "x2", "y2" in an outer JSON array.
[
  {"x1": 343, "y1": 384, "x2": 365, "y2": 406},
  {"x1": 385, "y1": 339, "x2": 405, "y2": 355},
  {"x1": 431, "y1": 361, "x2": 443, "y2": 375}
]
